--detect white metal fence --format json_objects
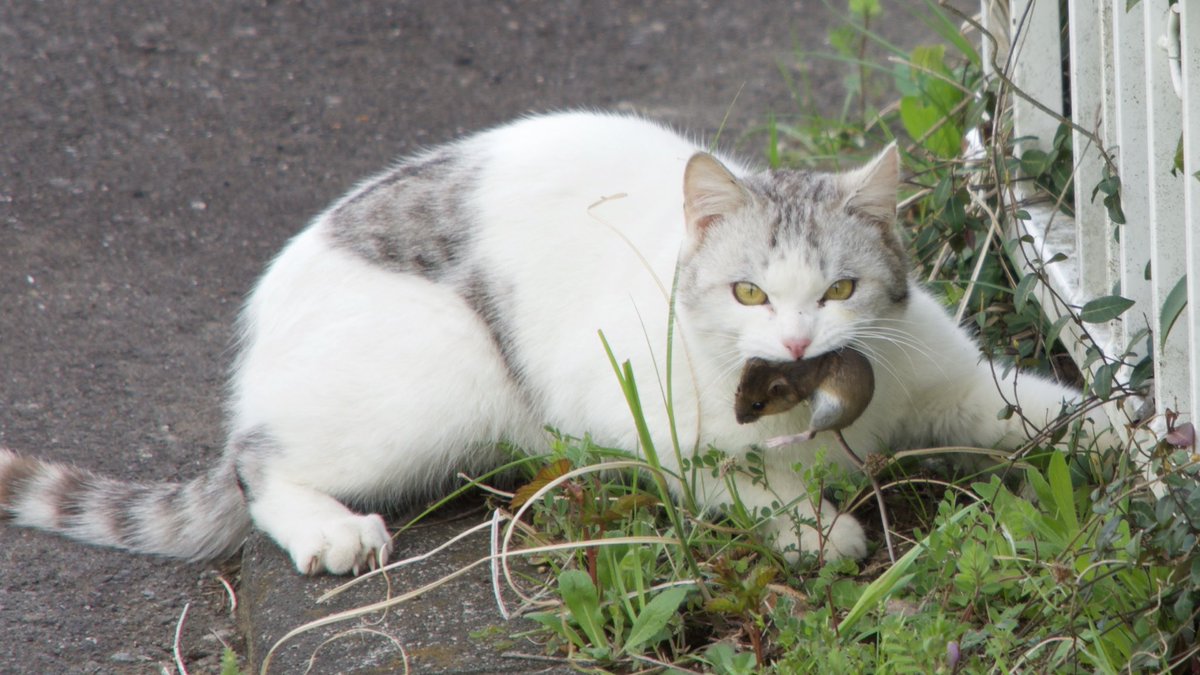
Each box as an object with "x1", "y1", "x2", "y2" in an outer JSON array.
[{"x1": 984, "y1": 0, "x2": 1199, "y2": 436}]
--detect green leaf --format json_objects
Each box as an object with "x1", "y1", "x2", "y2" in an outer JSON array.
[
  {"x1": 1080, "y1": 295, "x2": 1135, "y2": 323},
  {"x1": 1103, "y1": 191, "x2": 1126, "y2": 224},
  {"x1": 624, "y1": 586, "x2": 689, "y2": 652},
  {"x1": 1046, "y1": 314, "x2": 1072, "y2": 352},
  {"x1": 220, "y1": 647, "x2": 242, "y2": 675},
  {"x1": 1160, "y1": 274, "x2": 1188, "y2": 346},
  {"x1": 900, "y1": 96, "x2": 961, "y2": 158},
  {"x1": 1091, "y1": 361, "x2": 1116, "y2": 400},
  {"x1": 897, "y1": 44, "x2": 964, "y2": 159},
  {"x1": 527, "y1": 611, "x2": 587, "y2": 648},
  {"x1": 828, "y1": 25, "x2": 858, "y2": 57},
  {"x1": 931, "y1": 173, "x2": 954, "y2": 208},
  {"x1": 558, "y1": 570, "x2": 608, "y2": 649},
  {"x1": 849, "y1": 0, "x2": 882, "y2": 19},
  {"x1": 1048, "y1": 452, "x2": 1079, "y2": 533},
  {"x1": 1019, "y1": 148, "x2": 1051, "y2": 177},
  {"x1": 1013, "y1": 273, "x2": 1037, "y2": 314}
]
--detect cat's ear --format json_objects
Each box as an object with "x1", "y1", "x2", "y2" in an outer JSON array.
[
  {"x1": 839, "y1": 142, "x2": 899, "y2": 224},
  {"x1": 683, "y1": 152, "x2": 749, "y2": 242}
]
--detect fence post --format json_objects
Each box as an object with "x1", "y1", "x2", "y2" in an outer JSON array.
[{"x1": 1180, "y1": 2, "x2": 1200, "y2": 427}]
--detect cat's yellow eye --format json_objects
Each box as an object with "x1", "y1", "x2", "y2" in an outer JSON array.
[
  {"x1": 822, "y1": 279, "x2": 856, "y2": 302},
  {"x1": 732, "y1": 281, "x2": 768, "y2": 306}
]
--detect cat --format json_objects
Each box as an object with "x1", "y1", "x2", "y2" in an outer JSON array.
[{"x1": 0, "y1": 111, "x2": 1080, "y2": 574}]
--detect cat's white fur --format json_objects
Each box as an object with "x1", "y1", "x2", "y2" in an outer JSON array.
[
  {"x1": 0, "y1": 112, "x2": 1078, "y2": 574},
  {"x1": 230, "y1": 113, "x2": 1075, "y2": 572}
]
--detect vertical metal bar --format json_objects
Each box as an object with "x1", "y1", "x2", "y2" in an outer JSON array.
[
  {"x1": 1008, "y1": 0, "x2": 1064, "y2": 157},
  {"x1": 1143, "y1": 0, "x2": 1189, "y2": 420},
  {"x1": 1179, "y1": 1, "x2": 1200, "y2": 426},
  {"x1": 1112, "y1": 1, "x2": 1153, "y2": 367},
  {"x1": 1067, "y1": 0, "x2": 1113, "y2": 300}
]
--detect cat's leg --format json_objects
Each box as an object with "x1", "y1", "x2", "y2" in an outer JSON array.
[
  {"x1": 245, "y1": 473, "x2": 391, "y2": 575},
  {"x1": 891, "y1": 291, "x2": 1084, "y2": 457},
  {"x1": 894, "y1": 358, "x2": 1086, "y2": 477},
  {"x1": 231, "y1": 234, "x2": 543, "y2": 574},
  {"x1": 936, "y1": 362, "x2": 1081, "y2": 456}
]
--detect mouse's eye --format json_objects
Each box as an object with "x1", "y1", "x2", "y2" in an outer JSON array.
[
  {"x1": 751, "y1": 401, "x2": 765, "y2": 411},
  {"x1": 732, "y1": 281, "x2": 768, "y2": 306}
]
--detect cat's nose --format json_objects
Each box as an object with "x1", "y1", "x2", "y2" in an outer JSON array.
[{"x1": 784, "y1": 338, "x2": 811, "y2": 360}]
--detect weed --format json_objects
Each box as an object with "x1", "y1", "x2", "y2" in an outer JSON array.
[{"x1": 508, "y1": 1, "x2": 1200, "y2": 672}]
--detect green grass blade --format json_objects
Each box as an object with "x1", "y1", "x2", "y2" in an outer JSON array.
[
  {"x1": 1047, "y1": 451, "x2": 1079, "y2": 533},
  {"x1": 839, "y1": 503, "x2": 980, "y2": 635}
]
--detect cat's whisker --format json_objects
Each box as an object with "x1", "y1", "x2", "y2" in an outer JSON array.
[
  {"x1": 847, "y1": 340, "x2": 916, "y2": 404},
  {"x1": 852, "y1": 332, "x2": 946, "y2": 381},
  {"x1": 849, "y1": 325, "x2": 946, "y2": 371},
  {"x1": 857, "y1": 333, "x2": 948, "y2": 378}
]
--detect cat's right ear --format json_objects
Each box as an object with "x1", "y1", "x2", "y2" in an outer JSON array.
[{"x1": 683, "y1": 153, "x2": 749, "y2": 247}]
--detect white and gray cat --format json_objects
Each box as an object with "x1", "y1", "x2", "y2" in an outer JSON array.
[{"x1": 0, "y1": 112, "x2": 1078, "y2": 574}]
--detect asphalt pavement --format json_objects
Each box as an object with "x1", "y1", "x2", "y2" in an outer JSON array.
[{"x1": 0, "y1": 2, "x2": 943, "y2": 672}]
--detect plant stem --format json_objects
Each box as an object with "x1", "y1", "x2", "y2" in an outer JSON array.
[{"x1": 834, "y1": 431, "x2": 897, "y2": 563}]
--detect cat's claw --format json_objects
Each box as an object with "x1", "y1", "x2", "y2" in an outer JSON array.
[{"x1": 287, "y1": 513, "x2": 392, "y2": 575}]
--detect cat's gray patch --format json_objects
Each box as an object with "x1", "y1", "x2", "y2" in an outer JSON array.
[
  {"x1": 750, "y1": 170, "x2": 836, "y2": 254},
  {"x1": 460, "y1": 273, "x2": 526, "y2": 385},
  {"x1": 756, "y1": 169, "x2": 909, "y2": 304},
  {"x1": 326, "y1": 148, "x2": 477, "y2": 281}
]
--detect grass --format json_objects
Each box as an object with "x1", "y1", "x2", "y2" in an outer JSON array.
[
  {"x1": 262, "y1": 2, "x2": 1200, "y2": 672},
  {"x1": 490, "y1": 1, "x2": 1200, "y2": 671}
]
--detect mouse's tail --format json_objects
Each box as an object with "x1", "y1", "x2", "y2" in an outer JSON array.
[{"x1": 0, "y1": 447, "x2": 250, "y2": 561}]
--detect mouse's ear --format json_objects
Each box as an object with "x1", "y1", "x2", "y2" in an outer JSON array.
[{"x1": 767, "y1": 376, "x2": 792, "y2": 400}]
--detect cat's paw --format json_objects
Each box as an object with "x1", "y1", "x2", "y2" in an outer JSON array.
[
  {"x1": 286, "y1": 513, "x2": 392, "y2": 575},
  {"x1": 773, "y1": 509, "x2": 868, "y2": 563},
  {"x1": 820, "y1": 512, "x2": 868, "y2": 561}
]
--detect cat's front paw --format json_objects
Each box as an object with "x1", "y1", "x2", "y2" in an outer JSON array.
[
  {"x1": 820, "y1": 512, "x2": 867, "y2": 560},
  {"x1": 286, "y1": 513, "x2": 392, "y2": 575},
  {"x1": 770, "y1": 505, "x2": 868, "y2": 563}
]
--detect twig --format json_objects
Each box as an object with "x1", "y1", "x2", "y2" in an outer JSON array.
[
  {"x1": 833, "y1": 431, "x2": 897, "y2": 563},
  {"x1": 172, "y1": 602, "x2": 190, "y2": 675},
  {"x1": 215, "y1": 574, "x2": 238, "y2": 615}
]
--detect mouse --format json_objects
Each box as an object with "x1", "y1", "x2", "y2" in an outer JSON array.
[
  {"x1": 733, "y1": 348, "x2": 875, "y2": 444},
  {"x1": 734, "y1": 354, "x2": 831, "y2": 424}
]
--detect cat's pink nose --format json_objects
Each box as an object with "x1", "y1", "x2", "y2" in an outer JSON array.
[{"x1": 784, "y1": 338, "x2": 811, "y2": 360}]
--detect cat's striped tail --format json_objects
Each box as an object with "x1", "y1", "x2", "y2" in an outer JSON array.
[{"x1": 0, "y1": 447, "x2": 250, "y2": 561}]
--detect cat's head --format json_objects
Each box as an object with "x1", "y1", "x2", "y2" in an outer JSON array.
[{"x1": 676, "y1": 146, "x2": 909, "y2": 366}]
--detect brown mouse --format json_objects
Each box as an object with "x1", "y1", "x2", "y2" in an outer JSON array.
[
  {"x1": 734, "y1": 348, "x2": 875, "y2": 443},
  {"x1": 734, "y1": 354, "x2": 833, "y2": 424}
]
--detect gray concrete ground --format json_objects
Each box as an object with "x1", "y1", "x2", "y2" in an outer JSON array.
[{"x1": 1, "y1": 2, "x2": 943, "y2": 672}]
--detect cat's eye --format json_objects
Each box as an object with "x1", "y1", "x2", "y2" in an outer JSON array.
[
  {"x1": 732, "y1": 282, "x2": 768, "y2": 306},
  {"x1": 822, "y1": 279, "x2": 856, "y2": 302}
]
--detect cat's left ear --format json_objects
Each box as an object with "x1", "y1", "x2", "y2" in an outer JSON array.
[
  {"x1": 683, "y1": 152, "x2": 750, "y2": 244},
  {"x1": 839, "y1": 142, "x2": 899, "y2": 224}
]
